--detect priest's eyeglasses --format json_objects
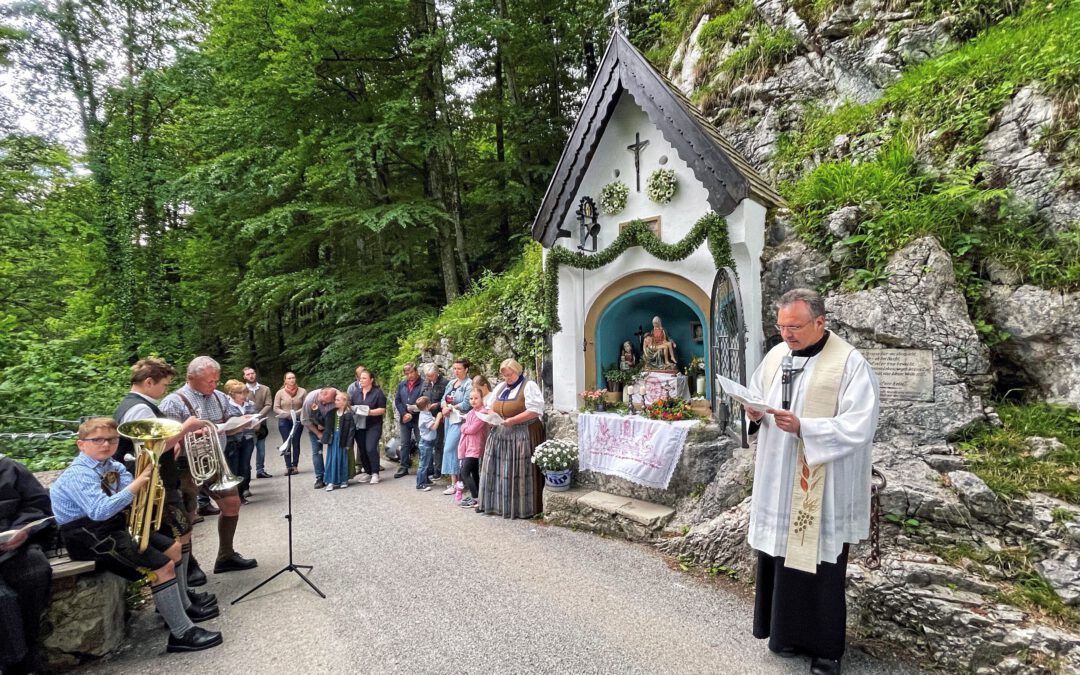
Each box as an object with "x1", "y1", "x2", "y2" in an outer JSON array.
[{"x1": 774, "y1": 322, "x2": 811, "y2": 333}]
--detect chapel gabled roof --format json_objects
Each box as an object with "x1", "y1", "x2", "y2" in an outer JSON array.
[{"x1": 531, "y1": 31, "x2": 786, "y2": 248}]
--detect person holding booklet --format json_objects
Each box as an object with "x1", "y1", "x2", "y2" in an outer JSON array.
[
  {"x1": 224, "y1": 379, "x2": 259, "y2": 501},
  {"x1": 477, "y1": 359, "x2": 545, "y2": 518},
  {"x1": 0, "y1": 453, "x2": 57, "y2": 673},
  {"x1": 350, "y1": 369, "x2": 387, "y2": 483}
]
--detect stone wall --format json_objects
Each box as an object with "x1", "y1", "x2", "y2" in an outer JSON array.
[{"x1": 43, "y1": 572, "x2": 127, "y2": 670}]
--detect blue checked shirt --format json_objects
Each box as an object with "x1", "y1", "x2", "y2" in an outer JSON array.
[
  {"x1": 50, "y1": 453, "x2": 134, "y2": 525},
  {"x1": 160, "y1": 384, "x2": 234, "y2": 446}
]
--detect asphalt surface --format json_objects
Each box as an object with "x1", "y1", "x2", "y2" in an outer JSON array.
[{"x1": 81, "y1": 427, "x2": 917, "y2": 675}]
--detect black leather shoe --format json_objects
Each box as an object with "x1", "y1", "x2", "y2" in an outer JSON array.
[
  {"x1": 186, "y1": 601, "x2": 220, "y2": 622},
  {"x1": 810, "y1": 657, "x2": 842, "y2": 675},
  {"x1": 188, "y1": 589, "x2": 217, "y2": 606},
  {"x1": 197, "y1": 503, "x2": 220, "y2": 516},
  {"x1": 187, "y1": 560, "x2": 207, "y2": 587},
  {"x1": 768, "y1": 644, "x2": 799, "y2": 658},
  {"x1": 213, "y1": 552, "x2": 258, "y2": 573},
  {"x1": 257, "y1": 470, "x2": 272, "y2": 478},
  {"x1": 166, "y1": 625, "x2": 223, "y2": 653},
  {"x1": 394, "y1": 468, "x2": 407, "y2": 478},
  {"x1": 313, "y1": 480, "x2": 326, "y2": 489}
]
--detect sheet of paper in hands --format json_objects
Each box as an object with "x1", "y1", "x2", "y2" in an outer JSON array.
[
  {"x1": 475, "y1": 410, "x2": 505, "y2": 426},
  {"x1": 446, "y1": 407, "x2": 462, "y2": 424},
  {"x1": 0, "y1": 516, "x2": 55, "y2": 544},
  {"x1": 352, "y1": 405, "x2": 370, "y2": 417},
  {"x1": 714, "y1": 375, "x2": 770, "y2": 412},
  {"x1": 407, "y1": 404, "x2": 420, "y2": 413},
  {"x1": 216, "y1": 414, "x2": 262, "y2": 433}
]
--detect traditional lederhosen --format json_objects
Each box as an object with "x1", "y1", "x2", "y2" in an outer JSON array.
[{"x1": 114, "y1": 394, "x2": 191, "y2": 538}]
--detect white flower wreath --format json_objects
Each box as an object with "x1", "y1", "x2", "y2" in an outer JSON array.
[
  {"x1": 646, "y1": 168, "x2": 677, "y2": 204},
  {"x1": 598, "y1": 181, "x2": 629, "y2": 215}
]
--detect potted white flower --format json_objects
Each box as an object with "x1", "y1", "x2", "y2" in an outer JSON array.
[{"x1": 532, "y1": 439, "x2": 578, "y2": 492}]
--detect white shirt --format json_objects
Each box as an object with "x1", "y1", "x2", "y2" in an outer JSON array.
[
  {"x1": 486, "y1": 378, "x2": 544, "y2": 415},
  {"x1": 746, "y1": 346, "x2": 880, "y2": 565},
  {"x1": 119, "y1": 392, "x2": 159, "y2": 424}
]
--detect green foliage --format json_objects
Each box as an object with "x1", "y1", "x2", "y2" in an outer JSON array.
[
  {"x1": 544, "y1": 213, "x2": 733, "y2": 332},
  {"x1": 958, "y1": 402, "x2": 1080, "y2": 503},
  {"x1": 922, "y1": 0, "x2": 1027, "y2": 39},
  {"x1": 720, "y1": 23, "x2": 799, "y2": 83},
  {"x1": 697, "y1": 0, "x2": 754, "y2": 49},
  {"x1": 394, "y1": 244, "x2": 546, "y2": 382},
  {"x1": 883, "y1": 512, "x2": 925, "y2": 535}
]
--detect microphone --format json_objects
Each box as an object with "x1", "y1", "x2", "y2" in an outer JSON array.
[{"x1": 781, "y1": 354, "x2": 794, "y2": 411}]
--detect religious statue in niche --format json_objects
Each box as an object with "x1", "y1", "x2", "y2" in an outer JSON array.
[
  {"x1": 642, "y1": 316, "x2": 678, "y2": 372},
  {"x1": 619, "y1": 341, "x2": 637, "y2": 371}
]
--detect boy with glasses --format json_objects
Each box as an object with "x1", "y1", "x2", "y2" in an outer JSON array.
[{"x1": 49, "y1": 418, "x2": 223, "y2": 653}]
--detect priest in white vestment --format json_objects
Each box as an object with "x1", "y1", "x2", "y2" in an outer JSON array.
[{"x1": 745, "y1": 288, "x2": 880, "y2": 675}]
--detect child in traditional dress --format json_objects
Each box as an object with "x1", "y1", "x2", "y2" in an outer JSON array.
[
  {"x1": 415, "y1": 397, "x2": 437, "y2": 491},
  {"x1": 49, "y1": 418, "x2": 222, "y2": 653},
  {"x1": 457, "y1": 388, "x2": 490, "y2": 508},
  {"x1": 315, "y1": 392, "x2": 356, "y2": 491}
]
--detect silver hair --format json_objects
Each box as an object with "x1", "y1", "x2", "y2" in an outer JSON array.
[
  {"x1": 419, "y1": 363, "x2": 437, "y2": 377},
  {"x1": 776, "y1": 288, "x2": 826, "y2": 319},
  {"x1": 187, "y1": 356, "x2": 221, "y2": 377}
]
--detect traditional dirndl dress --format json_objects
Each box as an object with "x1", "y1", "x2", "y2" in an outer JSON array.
[
  {"x1": 324, "y1": 418, "x2": 349, "y2": 486},
  {"x1": 478, "y1": 380, "x2": 545, "y2": 518}
]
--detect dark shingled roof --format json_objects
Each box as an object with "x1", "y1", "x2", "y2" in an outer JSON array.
[{"x1": 532, "y1": 31, "x2": 785, "y2": 248}]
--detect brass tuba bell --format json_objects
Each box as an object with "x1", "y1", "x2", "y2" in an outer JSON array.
[{"x1": 118, "y1": 418, "x2": 182, "y2": 552}]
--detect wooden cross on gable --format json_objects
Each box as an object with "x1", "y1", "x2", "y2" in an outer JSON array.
[{"x1": 627, "y1": 132, "x2": 649, "y2": 192}]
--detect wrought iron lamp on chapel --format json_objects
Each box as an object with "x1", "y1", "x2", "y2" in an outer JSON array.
[{"x1": 576, "y1": 196, "x2": 600, "y2": 253}]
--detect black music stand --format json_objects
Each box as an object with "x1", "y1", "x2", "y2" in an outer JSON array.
[{"x1": 232, "y1": 415, "x2": 325, "y2": 603}]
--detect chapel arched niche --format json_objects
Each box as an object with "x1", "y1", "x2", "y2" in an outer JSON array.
[{"x1": 583, "y1": 271, "x2": 711, "y2": 398}]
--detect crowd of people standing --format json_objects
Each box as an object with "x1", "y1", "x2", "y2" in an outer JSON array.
[{"x1": 273, "y1": 358, "x2": 545, "y2": 519}]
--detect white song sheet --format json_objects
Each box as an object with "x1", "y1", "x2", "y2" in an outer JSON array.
[
  {"x1": 714, "y1": 374, "x2": 770, "y2": 412},
  {"x1": 577, "y1": 412, "x2": 698, "y2": 489}
]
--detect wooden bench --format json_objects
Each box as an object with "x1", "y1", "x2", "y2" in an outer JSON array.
[{"x1": 49, "y1": 555, "x2": 96, "y2": 580}]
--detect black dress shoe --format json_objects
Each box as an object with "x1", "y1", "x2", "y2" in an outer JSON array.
[
  {"x1": 166, "y1": 625, "x2": 224, "y2": 653},
  {"x1": 768, "y1": 644, "x2": 799, "y2": 658},
  {"x1": 313, "y1": 480, "x2": 326, "y2": 489},
  {"x1": 810, "y1": 657, "x2": 842, "y2": 675},
  {"x1": 394, "y1": 468, "x2": 407, "y2": 478},
  {"x1": 213, "y1": 552, "x2": 258, "y2": 573},
  {"x1": 257, "y1": 470, "x2": 272, "y2": 478},
  {"x1": 186, "y1": 601, "x2": 220, "y2": 622},
  {"x1": 188, "y1": 589, "x2": 217, "y2": 606},
  {"x1": 187, "y1": 560, "x2": 207, "y2": 587},
  {"x1": 197, "y1": 503, "x2": 220, "y2": 516}
]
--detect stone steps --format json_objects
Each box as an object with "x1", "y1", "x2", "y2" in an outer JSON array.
[{"x1": 543, "y1": 487, "x2": 676, "y2": 541}]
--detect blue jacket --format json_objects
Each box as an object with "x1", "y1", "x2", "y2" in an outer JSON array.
[{"x1": 394, "y1": 378, "x2": 424, "y2": 424}]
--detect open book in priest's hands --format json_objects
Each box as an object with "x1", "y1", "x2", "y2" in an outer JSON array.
[
  {"x1": 0, "y1": 516, "x2": 55, "y2": 545},
  {"x1": 714, "y1": 375, "x2": 770, "y2": 412}
]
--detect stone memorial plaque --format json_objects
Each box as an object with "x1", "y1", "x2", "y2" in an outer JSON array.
[{"x1": 863, "y1": 349, "x2": 934, "y2": 402}]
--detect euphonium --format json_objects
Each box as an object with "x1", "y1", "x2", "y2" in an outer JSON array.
[
  {"x1": 184, "y1": 421, "x2": 243, "y2": 492},
  {"x1": 117, "y1": 418, "x2": 182, "y2": 553}
]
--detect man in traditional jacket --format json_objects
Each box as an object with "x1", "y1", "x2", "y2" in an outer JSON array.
[
  {"x1": 242, "y1": 366, "x2": 274, "y2": 480},
  {"x1": 0, "y1": 454, "x2": 55, "y2": 674},
  {"x1": 745, "y1": 288, "x2": 880, "y2": 675}
]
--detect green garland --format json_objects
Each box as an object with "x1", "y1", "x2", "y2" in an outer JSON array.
[{"x1": 543, "y1": 212, "x2": 734, "y2": 332}]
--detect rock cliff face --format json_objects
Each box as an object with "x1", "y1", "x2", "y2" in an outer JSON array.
[{"x1": 654, "y1": 4, "x2": 1079, "y2": 664}]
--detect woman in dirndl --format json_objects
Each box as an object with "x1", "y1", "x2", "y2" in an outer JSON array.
[{"x1": 478, "y1": 358, "x2": 545, "y2": 518}]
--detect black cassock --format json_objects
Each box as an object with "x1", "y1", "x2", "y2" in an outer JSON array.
[{"x1": 753, "y1": 544, "x2": 850, "y2": 660}]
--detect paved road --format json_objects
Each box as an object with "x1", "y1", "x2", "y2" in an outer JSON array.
[{"x1": 83, "y1": 428, "x2": 916, "y2": 674}]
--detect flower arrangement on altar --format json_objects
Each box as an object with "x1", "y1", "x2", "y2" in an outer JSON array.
[
  {"x1": 532, "y1": 439, "x2": 579, "y2": 472},
  {"x1": 641, "y1": 397, "x2": 697, "y2": 422},
  {"x1": 598, "y1": 181, "x2": 629, "y2": 214},
  {"x1": 579, "y1": 388, "x2": 608, "y2": 412},
  {"x1": 684, "y1": 356, "x2": 705, "y2": 376},
  {"x1": 646, "y1": 168, "x2": 677, "y2": 204}
]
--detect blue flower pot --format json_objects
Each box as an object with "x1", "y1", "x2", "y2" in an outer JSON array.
[{"x1": 543, "y1": 469, "x2": 572, "y2": 492}]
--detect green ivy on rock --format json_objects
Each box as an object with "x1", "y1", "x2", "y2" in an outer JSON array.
[{"x1": 543, "y1": 212, "x2": 733, "y2": 332}]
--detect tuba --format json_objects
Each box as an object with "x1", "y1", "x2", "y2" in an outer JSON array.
[
  {"x1": 118, "y1": 418, "x2": 182, "y2": 552},
  {"x1": 184, "y1": 421, "x2": 243, "y2": 492}
]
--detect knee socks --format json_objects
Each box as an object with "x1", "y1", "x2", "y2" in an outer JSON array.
[
  {"x1": 217, "y1": 515, "x2": 238, "y2": 561},
  {"x1": 152, "y1": 578, "x2": 195, "y2": 637},
  {"x1": 177, "y1": 543, "x2": 192, "y2": 609}
]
